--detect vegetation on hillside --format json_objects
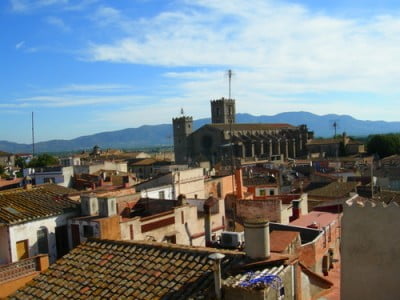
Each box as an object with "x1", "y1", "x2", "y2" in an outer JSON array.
[{"x1": 367, "y1": 134, "x2": 400, "y2": 157}]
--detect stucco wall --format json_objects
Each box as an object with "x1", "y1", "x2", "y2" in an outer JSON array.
[
  {"x1": 341, "y1": 202, "x2": 400, "y2": 300},
  {"x1": 140, "y1": 185, "x2": 173, "y2": 200},
  {"x1": 8, "y1": 212, "x2": 77, "y2": 264},
  {"x1": 120, "y1": 200, "x2": 225, "y2": 247}
]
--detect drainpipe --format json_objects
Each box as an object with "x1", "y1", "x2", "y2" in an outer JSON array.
[{"x1": 209, "y1": 253, "x2": 225, "y2": 300}]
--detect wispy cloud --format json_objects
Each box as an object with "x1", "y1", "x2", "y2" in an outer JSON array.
[
  {"x1": 15, "y1": 41, "x2": 25, "y2": 49},
  {"x1": 10, "y1": 0, "x2": 95, "y2": 12},
  {"x1": 1, "y1": 83, "x2": 139, "y2": 108},
  {"x1": 86, "y1": 0, "x2": 400, "y2": 98},
  {"x1": 45, "y1": 16, "x2": 71, "y2": 32}
]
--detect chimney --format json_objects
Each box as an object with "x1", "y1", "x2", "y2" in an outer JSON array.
[
  {"x1": 98, "y1": 197, "x2": 117, "y2": 217},
  {"x1": 177, "y1": 194, "x2": 187, "y2": 206},
  {"x1": 289, "y1": 199, "x2": 301, "y2": 222},
  {"x1": 244, "y1": 218, "x2": 270, "y2": 260},
  {"x1": 235, "y1": 168, "x2": 244, "y2": 199},
  {"x1": 204, "y1": 196, "x2": 217, "y2": 247},
  {"x1": 208, "y1": 253, "x2": 225, "y2": 300}
]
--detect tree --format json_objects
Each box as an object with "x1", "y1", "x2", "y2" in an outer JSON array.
[
  {"x1": 28, "y1": 154, "x2": 59, "y2": 168},
  {"x1": 15, "y1": 156, "x2": 27, "y2": 169},
  {"x1": 367, "y1": 134, "x2": 400, "y2": 157},
  {"x1": 0, "y1": 165, "x2": 4, "y2": 175}
]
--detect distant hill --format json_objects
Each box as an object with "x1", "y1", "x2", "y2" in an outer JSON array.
[{"x1": 1, "y1": 111, "x2": 400, "y2": 153}]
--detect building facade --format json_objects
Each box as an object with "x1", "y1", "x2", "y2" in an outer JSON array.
[{"x1": 173, "y1": 98, "x2": 312, "y2": 165}]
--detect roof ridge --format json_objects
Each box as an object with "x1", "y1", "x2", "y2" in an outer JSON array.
[{"x1": 86, "y1": 238, "x2": 245, "y2": 256}]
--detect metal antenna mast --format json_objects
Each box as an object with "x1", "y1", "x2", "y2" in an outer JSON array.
[
  {"x1": 333, "y1": 121, "x2": 337, "y2": 137},
  {"x1": 227, "y1": 69, "x2": 233, "y2": 99},
  {"x1": 32, "y1": 111, "x2": 35, "y2": 157}
]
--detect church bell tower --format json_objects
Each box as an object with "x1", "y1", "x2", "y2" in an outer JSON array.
[{"x1": 210, "y1": 97, "x2": 236, "y2": 124}]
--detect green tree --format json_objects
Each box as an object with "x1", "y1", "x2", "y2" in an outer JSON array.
[
  {"x1": 15, "y1": 156, "x2": 27, "y2": 169},
  {"x1": 367, "y1": 134, "x2": 400, "y2": 157},
  {"x1": 0, "y1": 165, "x2": 4, "y2": 175},
  {"x1": 28, "y1": 154, "x2": 59, "y2": 168}
]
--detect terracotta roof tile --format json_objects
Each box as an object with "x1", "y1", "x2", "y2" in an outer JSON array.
[
  {"x1": 0, "y1": 184, "x2": 79, "y2": 224},
  {"x1": 10, "y1": 239, "x2": 244, "y2": 300},
  {"x1": 270, "y1": 230, "x2": 300, "y2": 253}
]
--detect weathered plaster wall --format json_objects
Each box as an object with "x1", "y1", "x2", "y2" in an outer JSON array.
[{"x1": 341, "y1": 203, "x2": 400, "y2": 300}]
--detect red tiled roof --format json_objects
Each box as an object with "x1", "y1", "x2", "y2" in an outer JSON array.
[
  {"x1": 0, "y1": 184, "x2": 78, "y2": 225},
  {"x1": 270, "y1": 230, "x2": 300, "y2": 253},
  {"x1": 10, "y1": 239, "x2": 243, "y2": 299},
  {"x1": 307, "y1": 182, "x2": 358, "y2": 198},
  {"x1": 209, "y1": 123, "x2": 297, "y2": 131},
  {"x1": 290, "y1": 211, "x2": 339, "y2": 228},
  {"x1": 0, "y1": 178, "x2": 22, "y2": 188}
]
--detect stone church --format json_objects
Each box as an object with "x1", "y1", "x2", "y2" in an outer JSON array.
[{"x1": 173, "y1": 98, "x2": 313, "y2": 165}]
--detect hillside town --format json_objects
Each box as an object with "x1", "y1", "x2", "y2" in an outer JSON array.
[{"x1": 0, "y1": 98, "x2": 398, "y2": 299}]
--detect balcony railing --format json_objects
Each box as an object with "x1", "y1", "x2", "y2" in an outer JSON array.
[{"x1": 0, "y1": 257, "x2": 38, "y2": 283}]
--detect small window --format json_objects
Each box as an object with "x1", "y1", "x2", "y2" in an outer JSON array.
[
  {"x1": 37, "y1": 227, "x2": 49, "y2": 254},
  {"x1": 159, "y1": 191, "x2": 165, "y2": 199},
  {"x1": 83, "y1": 225, "x2": 94, "y2": 238},
  {"x1": 269, "y1": 189, "x2": 275, "y2": 196},
  {"x1": 130, "y1": 224, "x2": 134, "y2": 240}
]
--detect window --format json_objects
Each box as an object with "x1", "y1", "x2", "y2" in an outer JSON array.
[
  {"x1": 130, "y1": 224, "x2": 134, "y2": 240},
  {"x1": 269, "y1": 189, "x2": 275, "y2": 196},
  {"x1": 159, "y1": 191, "x2": 165, "y2": 199},
  {"x1": 83, "y1": 225, "x2": 94, "y2": 238},
  {"x1": 216, "y1": 107, "x2": 220, "y2": 116},
  {"x1": 37, "y1": 227, "x2": 49, "y2": 254}
]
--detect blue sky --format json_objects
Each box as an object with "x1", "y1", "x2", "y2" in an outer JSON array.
[{"x1": 1, "y1": 0, "x2": 400, "y2": 143}]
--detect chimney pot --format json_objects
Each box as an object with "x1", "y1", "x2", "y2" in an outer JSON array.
[{"x1": 244, "y1": 218, "x2": 270, "y2": 260}]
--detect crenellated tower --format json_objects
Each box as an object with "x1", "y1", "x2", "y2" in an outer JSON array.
[
  {"x1": 172, "y1": 115, "x2": 193, "y2": 164},
  {"x1": 210, "y1": 98, "x2": 236, "y2": 124}
]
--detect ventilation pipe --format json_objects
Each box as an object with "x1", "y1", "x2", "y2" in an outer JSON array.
[
  {"x1": 289, "y1": 199, "x2": 301, "y2": 222},
  {"x1": 244, "y1": 218, "x2": 270, "y2": 260},
  {"x1": 208, "y1": 252, "x2": 225, "y2": 300},
  {"x1": 235, "y1": 168, "x2": 244, "y2": 199},
  {"x1": 204, "y1": 196, "x2": 217, "y2": 246}
]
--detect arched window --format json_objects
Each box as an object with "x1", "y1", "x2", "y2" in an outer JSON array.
[{"x1": 37, "y1": 227, "x2": 49, "y2": 254}]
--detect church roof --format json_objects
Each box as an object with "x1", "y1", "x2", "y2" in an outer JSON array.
[{"x1": 208, "y1": 123, "x2": 297, "y2": 131}]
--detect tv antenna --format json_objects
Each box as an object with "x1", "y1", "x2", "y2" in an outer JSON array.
[
  {"x1": 226, "y1": 69, "x2": 234, "y2": 99},
  {"x1": 330, "y1": 120, "x2": 340, "y2": 138}
]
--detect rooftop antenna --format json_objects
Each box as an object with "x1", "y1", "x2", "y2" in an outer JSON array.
[
  {"x1": 330, "y1": 120, "x2": 340, "y2": 138},
  {"x1": 226, "y1": 69, "x2": 234, "y2": 99},
  {"x1": 32, "y1": 111, "x2": 35, "y2": 157}
]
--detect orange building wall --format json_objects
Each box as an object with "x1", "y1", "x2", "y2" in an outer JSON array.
[
  {"x1": 96, "y1": 215, "x2": 121, "y2": 240},
  {"x1": 0, "y1": 272, "x2": 39, "y2": 298}
]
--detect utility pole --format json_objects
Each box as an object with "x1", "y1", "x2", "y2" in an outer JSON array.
[{"x1": 32, "y1": 111, "x2": 35, "y2": 157}]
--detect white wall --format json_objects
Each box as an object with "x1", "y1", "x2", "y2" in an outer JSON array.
[
  {"x1": 140, "y1": 185, "x2": 173, "y2": 200},
  {"x1": 8, "y1": 212, "x2": 76, "y2": 264}
]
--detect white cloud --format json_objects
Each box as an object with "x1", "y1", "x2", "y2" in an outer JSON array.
[
  {"x1": 2, "y1": 83, "x2": 139, "y2": 108},
  {"x1": 86, "y1": 0, "x2": 400, "y2": 98},
  {"x1": 45, "y1": 16, "x2": 71, "y2": 32},
  {"x1": 9, "y1": 0, "x2": 95, "y2": 12}
]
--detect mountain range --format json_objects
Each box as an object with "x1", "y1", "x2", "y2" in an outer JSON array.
[{"x1": 1, "y1": 112, "x2": 400, "y2": 153}]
